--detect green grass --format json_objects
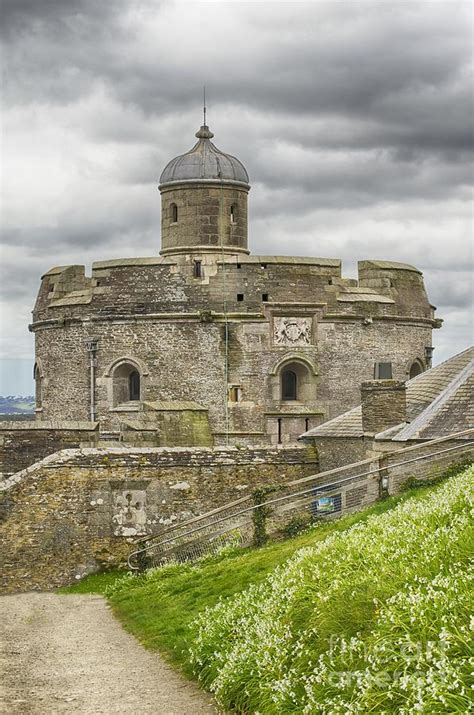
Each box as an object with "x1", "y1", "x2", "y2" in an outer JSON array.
[{"x1": 62, "y1": 482, "x2": 444, "y2": 675}]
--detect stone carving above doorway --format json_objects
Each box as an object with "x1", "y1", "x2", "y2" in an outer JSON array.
[{"x1": 273, "y1": 317, "x2": 312, "y2": 346}]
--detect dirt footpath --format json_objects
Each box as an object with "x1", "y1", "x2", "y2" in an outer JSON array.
[{"x1": 0, "y1": 592, "x2": 216, "y2": 714}]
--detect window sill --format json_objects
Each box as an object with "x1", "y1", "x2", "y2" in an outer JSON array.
[{"x1": 110, "y1": 401, "x2": 142, "y2": 413}]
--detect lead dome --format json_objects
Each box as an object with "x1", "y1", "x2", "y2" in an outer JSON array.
[{"x1": 159, "y1": 124, "x2": 250, "y2": 186}]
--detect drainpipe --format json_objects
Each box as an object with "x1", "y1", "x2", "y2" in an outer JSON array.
[{"x1": 85, "y1": 338, "x2": 98, "y2": 422}]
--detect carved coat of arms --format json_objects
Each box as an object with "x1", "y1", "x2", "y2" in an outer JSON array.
[{"x1": 273, "y1": 317, "x2": 312, "y2": 346}]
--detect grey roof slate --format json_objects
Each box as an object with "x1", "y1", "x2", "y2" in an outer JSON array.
[
  {"x1": 301, "y1": 346, "x2": 474, "y2": 441},
  {"x1": 159, "y1": 125, "x2": 249, "y2": 186}
]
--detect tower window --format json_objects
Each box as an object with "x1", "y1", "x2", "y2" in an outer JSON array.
[
  {"x1": 262, "y1": 293, "x2": 269, "y2": 302},
  {"x1": 170, "y1": 203, "x2": 178, "y2": 223},
  {"x1": 129, "y1": 371, "x2": 140, "y2": 401},
  {"x1": 230, "y1": 205, "x2": 237, "y2": 224},
  {"x1": 193, "y1": 260, "x2": 202, "y2": 278},
  {"x1": 281, "y1": 369, "x2": 297, "y2": 400},
  {"x1": 237, "y1": 293, "x2": 244, "y2": 302},
  {"x1": 409, "y1": 360, "x2": 423, "y2": 379},
  {"x1": 261, "y1": 263, "x2": 267, "y2": 269},
  {"x1": 228, "y1": 385, "x2": 241, "y2": 402},
  {"x1": 236, "y1": 262, "x2": 242, "y2": 269},
  {"x1": 374, "y1": 361, "x2": 393, "y2": 379},
  {"x1": 34, "y1": 363, "x2": 42, "y2": 409}
]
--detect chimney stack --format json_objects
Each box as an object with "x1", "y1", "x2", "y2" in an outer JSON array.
[{"x1": 361, "y1": 380, "x2": 407, "y2": 434}]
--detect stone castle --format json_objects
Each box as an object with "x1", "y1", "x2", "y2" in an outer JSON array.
[
  {"x1": 29, "y1": 120, "x2": 441, "y2": 447},
  {"x1": 4, "y1": 118, "x2": 465, "y2": 592}
]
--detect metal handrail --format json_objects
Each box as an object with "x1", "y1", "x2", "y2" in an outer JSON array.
[
  {"x1": 127, "y1": 439, "x2": 473, "y2": 568},
  {"x1": 132, "y1": 428, "x2": 474, "y2": 549}
]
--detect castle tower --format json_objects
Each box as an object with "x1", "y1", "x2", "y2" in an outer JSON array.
[{"x1": 159, "y1": 124, "x2": 250, "y2": 256}]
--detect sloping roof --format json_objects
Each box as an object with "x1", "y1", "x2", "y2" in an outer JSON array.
[{"x1": 301, "y1": 346, "x2": 474, "y2": 441}]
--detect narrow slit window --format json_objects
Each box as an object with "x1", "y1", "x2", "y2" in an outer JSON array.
[
  {"x1": 277, "y1": 418, "x2": 282, "y2": 444},
  {"x1": 129, "y1": 371, "x2": 141, "y2": 401},
  {"x1": 171, "y1": 203, "x2": 178, "y2": 223},
  {"x1": 34, "y1": 363, "x2": 42, "y2": 408},
  {"x1": 230, "y1": 205, "x2": 236, "y2": 224},
  {"x1": 193, "y1": 260, "x2": 202, "y2": 278},
  {"x1": 228, "y1": 386, "x2": 240, "y2": 402},
  {"x1": 282, "y1": 369, "x2": 297, "y2": 400}
]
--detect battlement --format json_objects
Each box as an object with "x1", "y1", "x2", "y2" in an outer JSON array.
[{"x1": 32, "y1": 254, "x2": 437, "y2": 328}]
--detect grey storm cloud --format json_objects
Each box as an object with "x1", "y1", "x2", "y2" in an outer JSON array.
[{"x1": 0, "y1": 0, "x2": 473, "y2": 371}]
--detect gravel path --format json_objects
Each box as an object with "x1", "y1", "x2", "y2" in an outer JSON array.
[{"x1": 0, "y1": 592, "x2": 217, "y2": 714}]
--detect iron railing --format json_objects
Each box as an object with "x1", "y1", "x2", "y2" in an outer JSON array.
[{"x1": 128, "y1": 429, "x2": 474, "y2": 569}]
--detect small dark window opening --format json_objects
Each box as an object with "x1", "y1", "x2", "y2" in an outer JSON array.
[
  {"x1": 261, "y1": 263, "x2": 267, "y2": 269},
  {"x1": 262, "y1": 293, "x2": 269, "y2": 302},
  {"x1": 374, "y1": 362, "x2": 393, "y2": 379},
  {"x1": 229, "y1": 386, "x2": 240, "y2": 402},
  {"x1": 193, "y1": 260, "x2": 202, "y2": 278},
  {"x1": 305, "y1": 417, "x2": 310, "y2": 432},
  {"x1": 34, "y1": 363, "x2": 42, "y2": 408},
  {"x1": 409, "y1": 361, "x2": 423, "y2": 379},
  {"x1": 277, "y1": 418, "x2": 282, "y2": 444},
  {"x1": 171, "y1": 203, "x2": 178, "y2": 223},
  {"x1": 328, "y1": 279, "x2": 333, "y2": 285},
  {"x1": 282, "y1": 369, "x2": 297, "y2": 400},
  {"x1": 129, "y1": 371, "x2": 140, "y2": 401},
  {"x1": 236, "y1": 262, "x2": 242, "y2": 269},
  {"x1": 230, "y1": 205, "x2": 236, "y2": 224},
  {"x1": 237, "y1": 293, "x2": 244, "y2": 302}
]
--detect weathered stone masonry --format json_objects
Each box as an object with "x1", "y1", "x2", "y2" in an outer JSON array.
[
  {"x1": 26, "y1": 121, "x2": 441, "y2": 455},
  {"x1": 0, "y1": 445, "x2": 318, "y2": 592}
]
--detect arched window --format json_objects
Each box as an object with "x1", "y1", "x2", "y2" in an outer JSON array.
[
  {"x1": 409, "y1": 361, "x2": 423, "y2": 379},
  {"x1": 112, "y1": 362, "x2": 142, "y2": 405},
  {"x1": 282, "y1": 369, "x2": 297, "y2": 400},
  {"x1": 129, "y1": 371, "x2": 140, "y2": 401},
  {"x1": 170, "y1": 203, "x2": 178, "y2": 223},
  {"x1": 230, "y1": 204, "x2": 236, "y2": 224},
  {"x1": 34, "y1": 363, "x2": 42, "y2": 409}
]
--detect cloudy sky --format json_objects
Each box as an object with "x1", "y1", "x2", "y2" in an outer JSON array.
[{"x1": 1, "y1": 0, "x2": 472, "y2": 394}]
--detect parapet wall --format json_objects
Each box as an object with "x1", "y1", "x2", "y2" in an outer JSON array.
[
  {"x1": 0, "y1": 444, "x2": 318, "y2": 593},
  {"x1": 0, "y1": 421, "x2": 99, "y2": 479}
]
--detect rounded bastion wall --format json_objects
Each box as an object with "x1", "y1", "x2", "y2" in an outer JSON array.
[{"x1": 31, "y1": 258, "x2": 438, "y2": 444}]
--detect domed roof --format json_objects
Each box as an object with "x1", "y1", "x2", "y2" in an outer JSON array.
[{"x1": 159, "y1": 125, "x2": 249, "y2": 186}]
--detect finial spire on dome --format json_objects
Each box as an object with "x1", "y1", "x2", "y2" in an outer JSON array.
[{"x1": 195, "y1": 86, "x2": 214, "y2": 138}]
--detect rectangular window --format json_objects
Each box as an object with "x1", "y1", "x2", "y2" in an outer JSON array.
[
  {"x1": 236, "y1": 263, "x2": 242, "y2": 269},
  {"x1": 237, "y1": 293, "x2": 244, "y2": 302},
  {"x1": 228, "y1": 386, "x2": 241, "y2": 402},
  {"x1": 374, "y1": 361, "x2": 393, "y2": 379},
  {"x1": 261, "y1": 263, "x2": 267, "y2": 269},
  {"x1": 193, "y1": 260, "x2": 202, "y2": 278},
  {"x1": 262, "y1": 293, "x2": 269, "y2": 302}
]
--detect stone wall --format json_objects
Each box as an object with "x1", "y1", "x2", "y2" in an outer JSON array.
[
  {"x1": 309, "y1": 436, "x2": 374, "y2": 472},
  {"x1": 31, "y1": 258, "x2": 438, "y2": 447},
  {"x1": 160, "y1": 183, "x2": 249, "y2": 255},
  {"x1": 0, "y1": 444, "x2": 318, "y2": 593},
  {"x1": 0, "y1": 422, "x2": 98, "y2": 480}
]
